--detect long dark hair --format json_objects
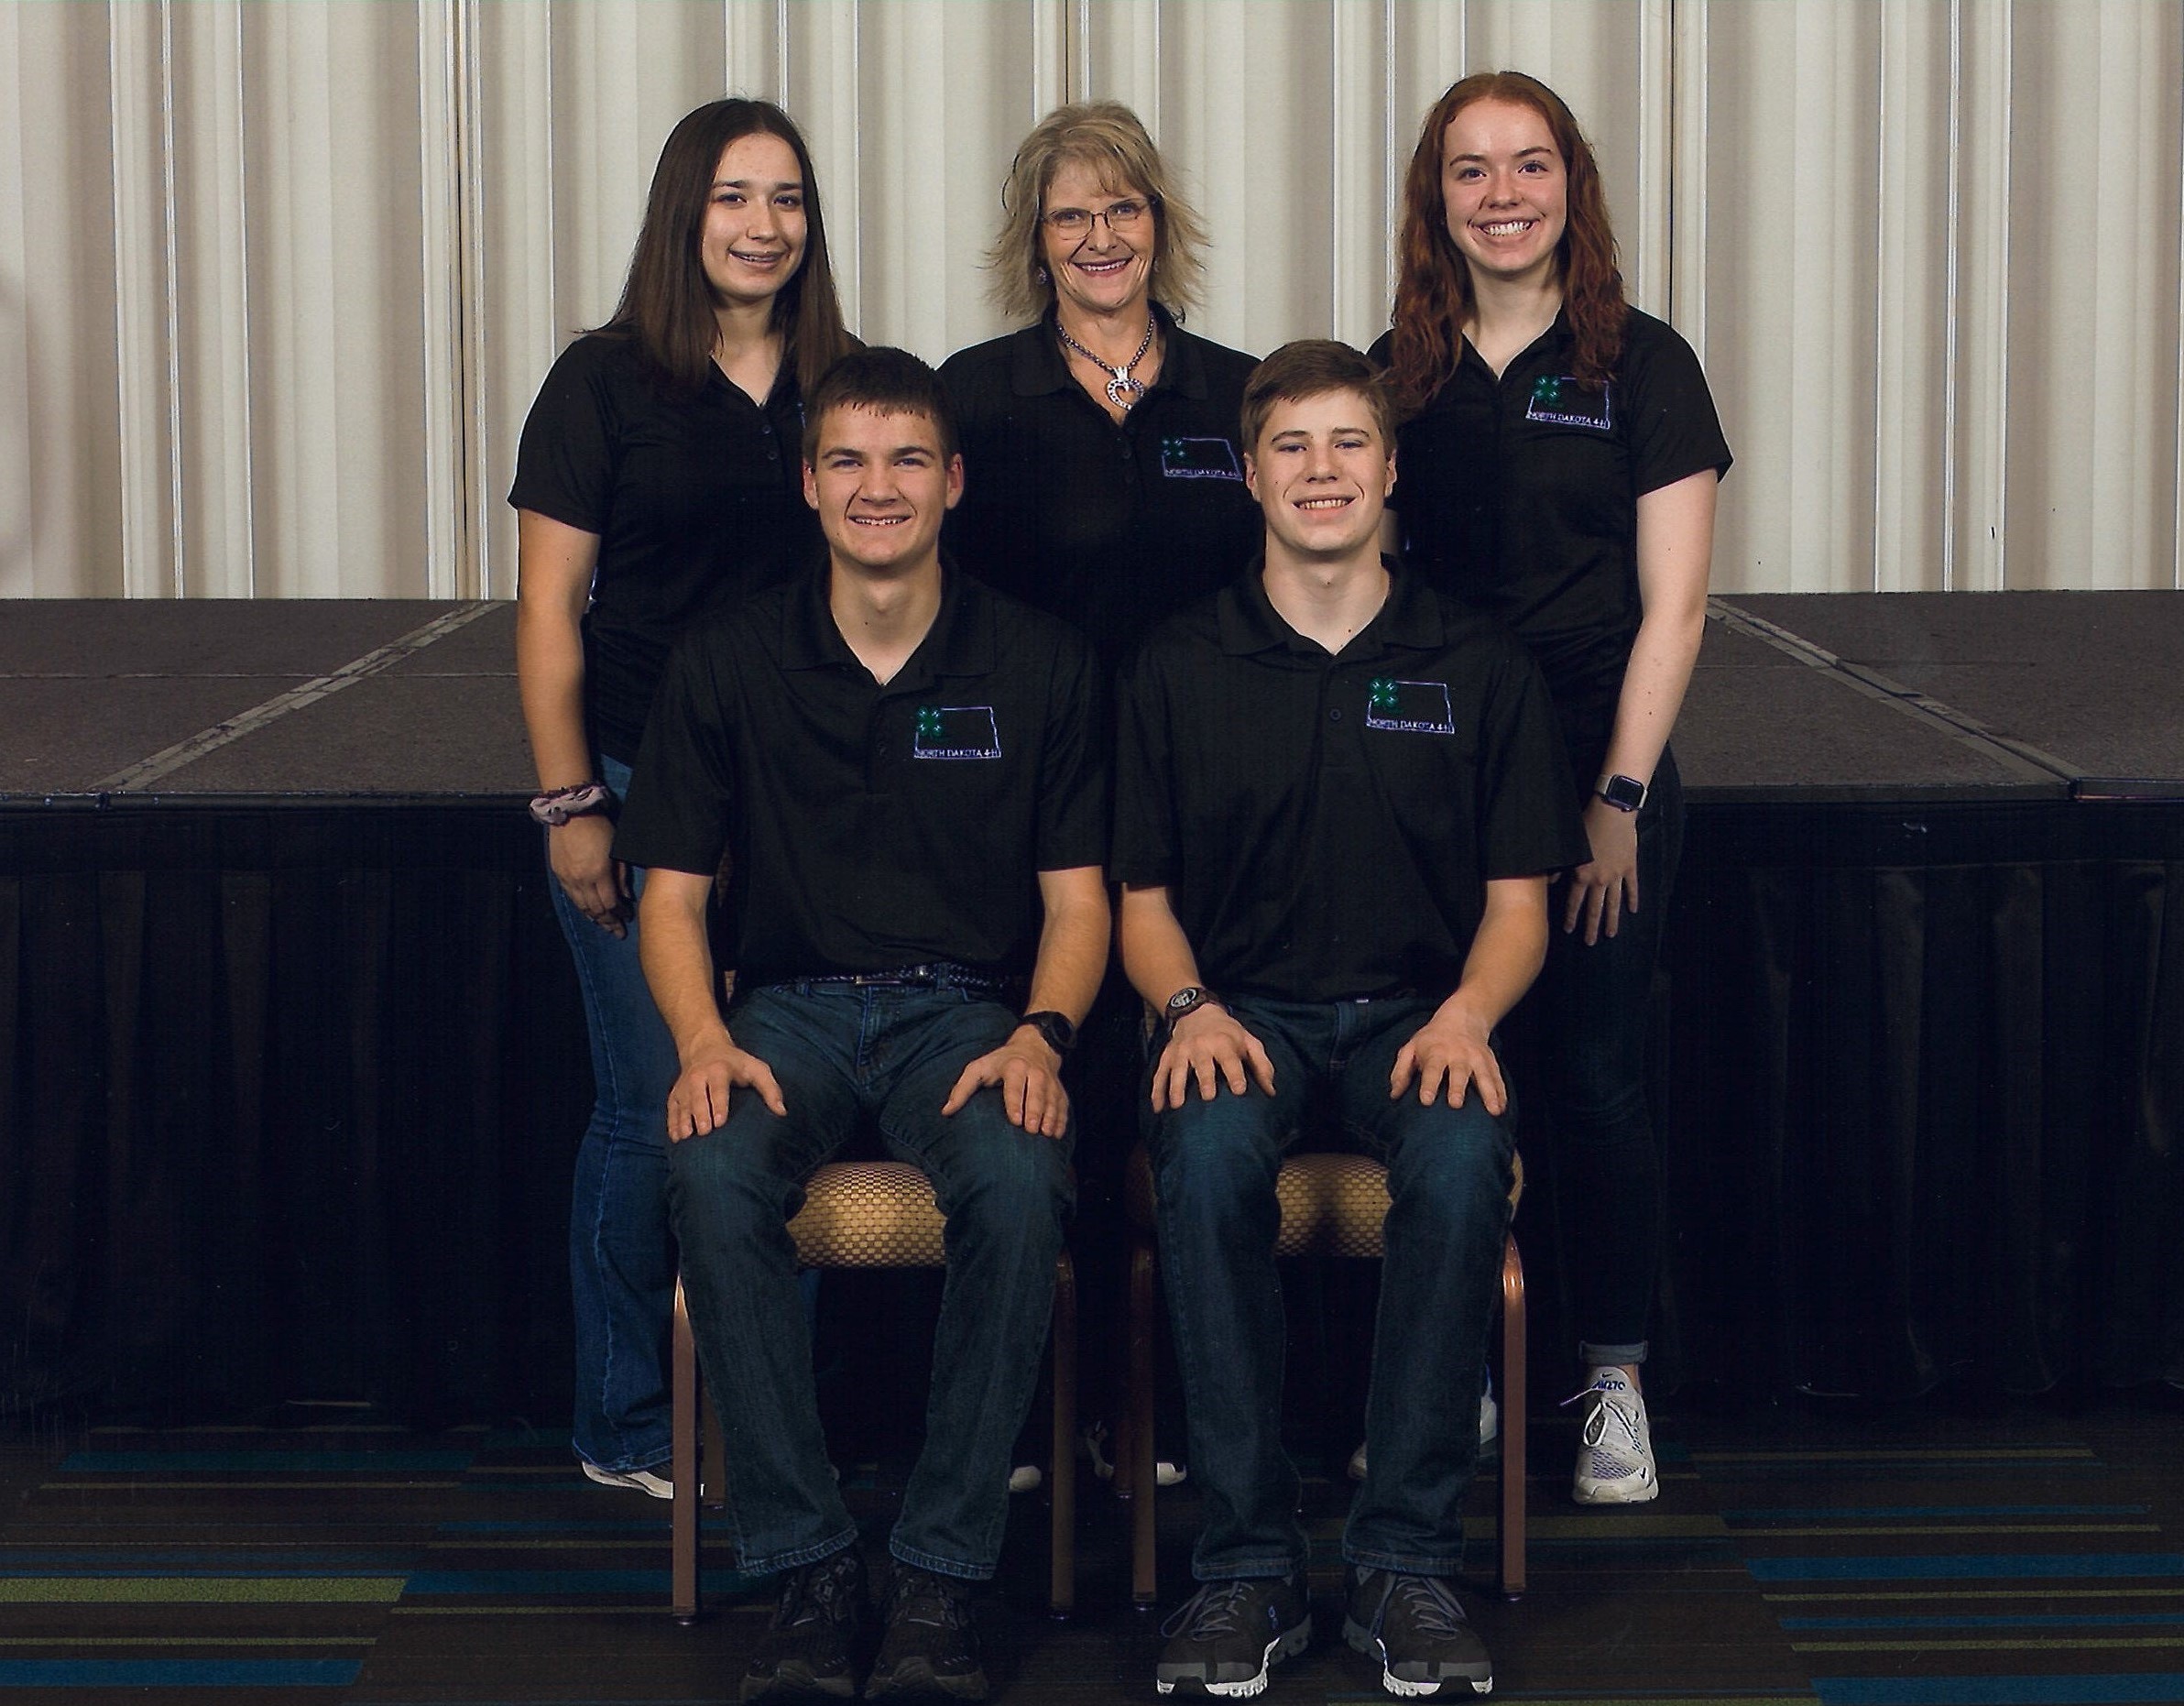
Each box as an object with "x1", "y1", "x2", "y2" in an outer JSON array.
[
  {"x1": 600, "y1": 99, "x2": 853, "y2": 399},
  {"x1": 1390, "y1": 71, "x2": 1626, "y2": 410}
]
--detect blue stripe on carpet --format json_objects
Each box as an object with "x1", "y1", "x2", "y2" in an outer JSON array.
[
  {"x1": 1731, "y1": 1506, "x2": 2149, "y2": 1521},
  {"x1": 404, "y1": 1570, "x2": 670, "y2": 1594},
  {"x1": 1785, "y1": 1613, "x2": 2184, "y2": 1630},
  {"x1": 1749, "y1": 1554, "x2": 2184, "y2": 1581},
  {"x1": 0, "y1": 1658, "x2": 361, "y2": 1687},
  {"x1": 1812, "y1": 1677, "x2": 2184, "y2": 1705},
  {"x1": 59, "y1": 1452, "x2": 470, "y2": 1472}
]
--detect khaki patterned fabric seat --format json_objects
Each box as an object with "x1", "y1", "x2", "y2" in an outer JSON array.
[
  {"x1": 671, "y1": 1159, "x2": 1078, "y2": 1621},
  {"x1": 1118, "y1": 1143, "x2": 1528, "y2": 1602}
]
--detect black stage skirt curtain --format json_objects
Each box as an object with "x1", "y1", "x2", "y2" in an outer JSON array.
[
  {"x1": 1636, "y1": 800, "x2": 2184, "y2": 1401},
  {"x1": 3, "y1": 796, "x2": 2179, "y2": 1427},
  {"x1": 0, "y1": 802, "x2": 591, "y2": 1428}
]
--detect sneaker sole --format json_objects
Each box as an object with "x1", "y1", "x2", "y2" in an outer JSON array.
[
  {"x1": 580, "y1": 1461, "x2": 672, "y2": 1500},
  {"x1": 1572, "y1": 1470, "x2": 1657, "y2": 1504},
  {"x1": 1155, "y1": 1615, "x2": 1312, "y2": 1697},
  {"x1": 866, "y1": 1657, "x2": 988, "y2": 1701},
  {"x1": 1342, "y1": 1617, "x2": 1493, "y2": 1697},
  {"x1": 739, "y1": 1660, "x2": 857, "y2": 1701}
]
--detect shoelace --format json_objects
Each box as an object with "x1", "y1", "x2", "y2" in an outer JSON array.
[
  {"x1": 1160, "y1": 1578, "x2": 1261, "y2": 1641},
  {"x1": 1561, "y1": 1380, "x2": 1643, "y2": 1452},
  {"x1": 780, "y1": 1554, "x2": 858, "y2": 1628},
  {"x1": 1370, "y1": 1572, "x2": 1470, "y2": 1638},
  {"x1": 890, "y1": 1570, "x2": 971, "y2": 1630}
]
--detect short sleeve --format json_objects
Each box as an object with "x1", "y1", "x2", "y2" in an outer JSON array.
[
  {"x1": 1622, "y1": 317, "x2": 1732, "y2": 498},
  {"x1": 508, "y1": 336, "x2": 620, "y2": 533},
  {"x1": 612, "y1": 627, "x2": 738, "y2": 878},
  {"x1": 1033, "y1": 626, "x2": 1111, "y2": 873},
  {"x1": 1474, "y1": 641, "x2": 1591, "y2": 880},
  {"x1": 1109, "y1": 642, "x2": 1179, "y2": 889}
]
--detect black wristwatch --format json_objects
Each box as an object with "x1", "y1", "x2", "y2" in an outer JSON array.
[
  {"x1": 1019, "y1": 1011, "x2": 1076, "y2": 1055},
  {"x1": 1162, "y1": 985, "x2": 1223, "y2": 1033},
  {"x1": 1596, "y1": 773, "x2": 1647, "y2": 814}
]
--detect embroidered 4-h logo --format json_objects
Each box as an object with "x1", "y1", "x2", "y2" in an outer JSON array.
[
  {"x1": 1365, "y1": 679, "x2": 1457, "y2": 735},
  {"x1": 1523, "y1": 375, "x2": 1613, "y2": 432},
  {"x1": 912, "y1": 705, "x2": 1002, "y2": 760}
]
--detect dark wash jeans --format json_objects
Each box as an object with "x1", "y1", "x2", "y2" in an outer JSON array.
[
  {"x1": 549, "y1": 753, "x2": 680, "y2": 1475},
  {"x1": 667, "y1": 980, "x2": 1074, "y2": 1580},
  {"x1": 1150, "y1": 993, "x2": 1513, "y2": 1581},
  {"x1": 1539, "y1": 748, "x2": 1683, "y2": 1367}
]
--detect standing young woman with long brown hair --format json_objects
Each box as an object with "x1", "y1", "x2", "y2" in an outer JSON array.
[
  {"x1": 1374, "y1": 71, "x2": 1731, "y2": 1506},
  {"x1": 511, "y1": 98, "x2": 853, "y2": 1494}
]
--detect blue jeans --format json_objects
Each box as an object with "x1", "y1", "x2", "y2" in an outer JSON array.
[
  {"x1": 551, "y1": 755, "x2": 682, "y2": 1475},
  {"x1": 1540, "y1": 749, "x2": 1683, "y2": 1367},
  {"x1": 1150, "y1": 994, "x2": 1513, "y2": 1581},
  {"x1": 668, "y1": 981, "x2": 1074, "y2": 1580}
]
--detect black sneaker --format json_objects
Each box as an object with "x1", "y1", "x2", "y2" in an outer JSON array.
[
  {"x1": 866, "y1": 1566, "x2": 988, "y2": 1700},
  {"x1": 1155, "y1": 1573, "x2": 1311, "y2": 1697},
  {"x1": 1342, "y1": 1566, "x2": 1492, "y2": 1697},
  {"x1": 742, "y1": 1546, "x2": 870, "y2": 1701}
]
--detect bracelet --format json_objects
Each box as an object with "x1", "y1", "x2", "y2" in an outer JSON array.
[{"x1": 529, "y1": 780, "x2": 611, "y2": 826}]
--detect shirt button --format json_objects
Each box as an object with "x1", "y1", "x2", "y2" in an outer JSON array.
[{"x1": 1328, "y1": 708, "x2": 1343, "y2": 722}]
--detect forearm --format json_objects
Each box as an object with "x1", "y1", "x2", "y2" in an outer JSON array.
[
  {"x1": 514, "y1": 511, "x2": 604, "y2": 790},
  {"x1": 1118, "y1": 883, "x2": 1207, "y2": 1012},
  {"x1": 1438, "y1": 877, "x2": 1550, "y2": 1033},
  {"x1": 635, "y1": 871, "x2": 734, "y2": 1062},
  {"x1": 1602, "y1": 470, "x2": 1716, "y2": 787},
  {"x1": 1023, "y1": 867, "x2": 1110, "y2": 1025}
]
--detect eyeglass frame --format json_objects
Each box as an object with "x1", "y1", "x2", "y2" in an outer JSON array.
[{"x1": 1040, "y1": 196, "x2": 1158, "y2": 240}]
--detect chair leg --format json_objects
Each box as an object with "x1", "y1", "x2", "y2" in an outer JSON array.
[
  {"x1": 1128, "y1": 1240, "x2": 1160, "y2": 1607},
  {"x1": 1048, "y1": 1249, "x2": 1077, "y2": 1617},
  {"x1": 1498, "y1": 1232, "x2": 1526, "y2": 1601},
  {"x1": 672, "y1": 1278, "x2": 702, "y2": 1624}
]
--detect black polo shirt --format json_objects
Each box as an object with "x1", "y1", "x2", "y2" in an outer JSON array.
[
  {"x1": 614, "y1": 566, "x2": 1107, "y2": 985},
  {"x1": 1114, "y1": 564, "x2": 1589, "y2": 1004},
  {"x1": 509, "y1": 332, "x2": 818, "y2": 763},
  {"x1": 1370, "y1": 309, "x2": 1731, "y2": 793},
  {"x1": 939, "y1": 307, "x2": 1261, "y2": 677}
]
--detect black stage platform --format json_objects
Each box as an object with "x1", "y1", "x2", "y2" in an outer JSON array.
[{"x1": 3, "y1": 596, "x2": 2179, "y2": 1424}]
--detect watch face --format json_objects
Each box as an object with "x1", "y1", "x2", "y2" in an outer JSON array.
[{"x1": 1164, "y1": 987, "x2": 1202, "y2": 1017}]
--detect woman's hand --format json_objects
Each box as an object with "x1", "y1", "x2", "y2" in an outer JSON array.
[
  {"x1": 1563, "y1": 796, "x2": 1639, "y2": 946},
  {"x1": 549, "y1": 813, "x2": 632, "y2": 937}
]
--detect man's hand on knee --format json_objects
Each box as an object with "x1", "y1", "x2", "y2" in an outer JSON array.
[
  {"x1": 1150, "y1": 1006, "x2": 1276, "y2": 1112},
  {"x1": 942, "y1": 1030, "x2": 1072, "y2": 1138},
  {"x1": 1390, "y1": 1005, "x2": 1506, "y2": 1115},
  {"x1": 666, "y1": 1036, "x2": 786, "y2": 1140}
]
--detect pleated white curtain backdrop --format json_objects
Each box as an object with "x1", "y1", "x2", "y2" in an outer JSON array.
[{"x1": 1, "y1": 0, "x2": 2179, "y2": 597}]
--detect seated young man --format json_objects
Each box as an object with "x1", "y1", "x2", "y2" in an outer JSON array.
[
  {"x1": 615, "y1": 347, "x2": 1108, "y2": 1703},
  {"x1": 1114, "y1": 340, "x2": 1587, "y2": 1699}
]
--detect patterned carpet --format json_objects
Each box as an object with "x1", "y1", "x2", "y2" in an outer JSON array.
[{"x1": 2, "y1": 1394, "x2": 2179, "y2": 1703}]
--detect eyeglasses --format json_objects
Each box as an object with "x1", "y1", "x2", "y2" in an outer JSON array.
[{"x1": 1042, "y1": 197, "x2": 1155, "y2": 239}]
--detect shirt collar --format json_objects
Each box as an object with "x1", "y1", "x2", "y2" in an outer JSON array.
[
  {"x1": 1216, "y1": 553, "x2": 1445, "y2": 660},
  {"x1": 1009, "y1": 301, "x2": 1207, "y2": 401},
  {"x1": 778, "y1": 556, "x2": 995, "y2": 686}
]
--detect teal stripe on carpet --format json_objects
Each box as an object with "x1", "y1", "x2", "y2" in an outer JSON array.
[
  {"x1": 1750, "y1": 1554, "x2": 2184, "y2": 1581},
  {"x1": 0, "y1": 1658, "x2": 360, "y2": 1686},
  {"x1": 59, "y1": 1452, "x2": 470, "y2": 1472}
]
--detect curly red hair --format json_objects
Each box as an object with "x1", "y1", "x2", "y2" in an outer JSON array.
[{"x1": 1389, "y1": 71, "x2": 1626, "y2": 410}]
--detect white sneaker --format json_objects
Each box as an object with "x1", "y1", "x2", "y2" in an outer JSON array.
[
  {"x1": 1569, "y1": 1367, "x2": 1658, "y2": 1504},
  {"x1": 581, "y1": 1460, "x2": 672, "y2": 1499},
  {"x1": 1348, "y1": 1382, "x2": 1500, "y2": 1481}
]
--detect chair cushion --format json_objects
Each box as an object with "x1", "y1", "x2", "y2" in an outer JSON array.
[{"x1": 788, "y1": 1161, "x2": 948, "y2": 1268}]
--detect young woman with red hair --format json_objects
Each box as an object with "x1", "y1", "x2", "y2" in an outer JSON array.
[{"x1": 1374, "y1": 71, "x2": 1731, "y2": 1507}]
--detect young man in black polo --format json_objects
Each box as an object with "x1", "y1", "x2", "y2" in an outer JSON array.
[
  {"x1": 1115, "y1": 341, "x2": 1587, "y2": 1699},
  {"x1": 615, "y1": 347, "x2": 1108, "y2": 1702}
]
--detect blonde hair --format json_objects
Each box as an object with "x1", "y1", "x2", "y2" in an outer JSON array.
[{"x1": 987, "y1": 101, "x2": 1209, "y2": 323}]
